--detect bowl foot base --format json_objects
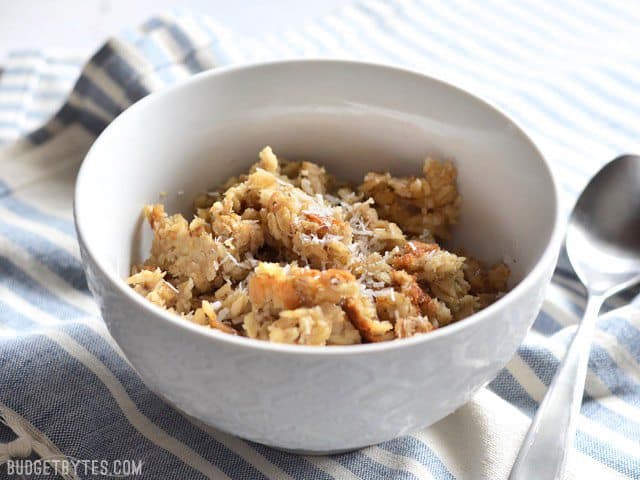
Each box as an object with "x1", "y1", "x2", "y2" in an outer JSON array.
[{"x1": 267, "y1": 445, "x2": 364, "y2": 456}]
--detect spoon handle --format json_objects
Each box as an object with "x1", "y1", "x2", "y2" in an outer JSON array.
[{"x1": 509, "y1": 293, "x2": 605, "y2": 480}]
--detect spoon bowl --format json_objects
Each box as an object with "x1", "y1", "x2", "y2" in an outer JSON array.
[{"x1": 566, "y1": 154, "x2": 640, "y2": 294}]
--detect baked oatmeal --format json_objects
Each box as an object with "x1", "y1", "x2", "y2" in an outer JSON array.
[{"x1": 128, "y1": 147, "x2": 510, "y2": 345}]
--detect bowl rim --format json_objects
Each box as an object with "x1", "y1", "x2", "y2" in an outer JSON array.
[{"x1": 75, "y1": 58, "x2": 563, "y2": 356}]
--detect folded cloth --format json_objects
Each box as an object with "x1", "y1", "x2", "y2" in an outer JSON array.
[{"x1": 1, "y1": 2, "x2": 640, "y2": 479}]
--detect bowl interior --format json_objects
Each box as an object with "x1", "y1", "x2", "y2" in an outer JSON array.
[{"x1": 77, "y1": 60, "x2": 556, "y2": 297}]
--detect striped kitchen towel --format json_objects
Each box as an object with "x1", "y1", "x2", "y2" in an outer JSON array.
[{"x1": 1, "y1": 1, "x2": 640, "y2": 479}]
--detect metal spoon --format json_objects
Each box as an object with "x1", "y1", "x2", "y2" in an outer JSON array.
[{"x1": 509, "y1": 154, "x2": 640, "y2": 480}]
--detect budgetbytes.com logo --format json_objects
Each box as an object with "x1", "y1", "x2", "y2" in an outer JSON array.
[{"x1": 4, "y1": 457, "x2": 144, "y2": 478}]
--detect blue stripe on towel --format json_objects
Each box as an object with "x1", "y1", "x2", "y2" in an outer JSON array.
[{"x1": 0, "y1": 222, "x2": 88, "y2": 292}]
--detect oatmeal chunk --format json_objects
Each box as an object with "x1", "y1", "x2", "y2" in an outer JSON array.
[
  {"x1": 248, "y1": 262, "x2": 387, "y2": 343},
  {"x1": 268, "y1": 304, "x2": 361, "y2": 346},
  {"x1": 213, "y1": 282, "x2": 252, "y2": 324},
  {"x1": 463, "y1": 256, "x2": 510, "y2": 294},
  {"x1": 127, "y1": 267, "x2": 177, "y2": 309},
  {"x1": 258, "y1": 146, "x2": 279, "y2": 172},
  {"x1": 343, "y1": 296, "x2": 394, "y2": 343},
  {"x1": 234, "y1": 168, "x2": 354, "y2": 268},
  {"x1": 175, "y1": 278, "x2": 195, "y2": 313},
  {"x1": 144, "y1": 204, "x2": 252, "y2": 292},
  {"x1": 269, "y1": 306, "x2": 332, "y2": 345},
  {"x1": 280, "y1": 160, "x2": 333, "y2": 195},
  {"x1": 191, "y1": 300, "x2": 238, "y2": 335},
  {"x1": 326, "y1": 306, "x2": 363, "y2": 345},
  {"x1": 342, "y1": 197, "x2": 406, "y2": 256},
  {"x1": 392, "y1": 241, "x2": 470, "y2": 309},
  {"x1": 488, "y1": 263, "x2": 510, "y2": 292},
  {"x1": 248, "y1": 263, "x2": 359, "y2": 313},
  {"x1": 360, "y1": 158, "x2": 460, "y2": 239},
  {"x1": 394, "y1": 315, "x2": 435, "y2": 338}
]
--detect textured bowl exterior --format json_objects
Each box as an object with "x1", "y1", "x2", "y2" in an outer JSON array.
[
  {"x1": 80, "y1": 242, "x2": 555, "y2": 452},
  {"x1": 75, "y1": 60, "x2": 562, "y2": 452}
]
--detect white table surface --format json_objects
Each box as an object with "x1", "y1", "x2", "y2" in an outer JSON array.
[{"x1": 0, "y1": 0, "x2": 349, "y2": 59}]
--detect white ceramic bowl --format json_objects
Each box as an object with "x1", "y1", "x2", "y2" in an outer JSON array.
[{"x1": 75, "y1": 60, "x2": 561, "y2": 453}]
